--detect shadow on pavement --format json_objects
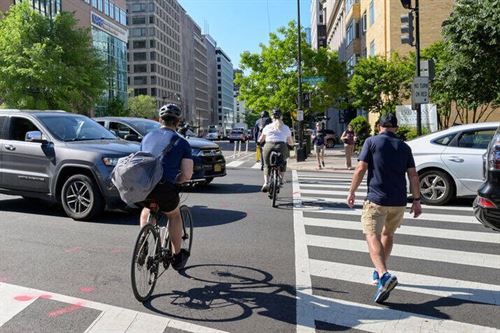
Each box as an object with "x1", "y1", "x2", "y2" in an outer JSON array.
[
  {"x1": 182, "y1": 183, "x2": 261, "y2": 194},
  {"x1": 0, "y1": 197, "x2": 66, "y2": 217}
]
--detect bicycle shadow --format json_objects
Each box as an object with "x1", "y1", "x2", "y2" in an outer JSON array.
[{"x1": 142, "y1": 263, "x2": 497, "y2": 329}]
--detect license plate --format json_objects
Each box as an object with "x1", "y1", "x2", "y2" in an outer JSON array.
[{"x1": 214, "y1": 164, "x2": 222, "y2": 172}]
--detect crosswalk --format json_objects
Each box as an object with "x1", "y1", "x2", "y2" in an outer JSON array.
[{"x1": 292, "y1": 170, "x2": 500, "y2": 333}]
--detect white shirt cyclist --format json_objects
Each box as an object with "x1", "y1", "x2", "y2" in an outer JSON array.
[{"x1": 262, "y1": 123, "x2": 291, "y2": 143}]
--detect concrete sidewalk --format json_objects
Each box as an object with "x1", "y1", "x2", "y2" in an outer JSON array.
[{"x1": 288, "y1": 146, "x2": 357, "y2": 174}]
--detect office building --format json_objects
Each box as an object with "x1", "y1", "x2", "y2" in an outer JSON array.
[
  {"x1": 216, "y1": 48, "x2": 234, "y2": 133},
  {"x1": 0, "y1": 0, "x2": 128, "y2": 116},
  {"x1": 203, "y1": 34, "x2": 218, "y2": 126}
]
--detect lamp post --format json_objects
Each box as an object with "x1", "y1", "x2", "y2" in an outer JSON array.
[{"x1": 296, "y1": 0, "x2": 305, "y2": 162}]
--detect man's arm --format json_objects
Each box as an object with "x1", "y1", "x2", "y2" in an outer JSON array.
[
  {"x1": 347, "y1": 161, "x2": 368, "y2": 208},
  {"x1": 407, "y1": 167, "x2": 422, "y2": 218},
  {"x1": 176, "y1": 158, "x2": 193, "y2": 183}
]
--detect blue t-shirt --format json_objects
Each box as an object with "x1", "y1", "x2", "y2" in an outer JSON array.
[
  {"x1": 358, "y1": 131, "x2": 415, "y2": 206},
  {"x1": 140, "y1": 128, "x2": 192, "y2": 184}
]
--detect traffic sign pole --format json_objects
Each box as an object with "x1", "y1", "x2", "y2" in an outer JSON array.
[{"x1": 415, "y1": 0, "x2": 422, "y2": 136}]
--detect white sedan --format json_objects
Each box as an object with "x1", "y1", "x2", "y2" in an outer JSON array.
[{"x1": 406, "y1": 122, "x2": 499, "y2": 205}]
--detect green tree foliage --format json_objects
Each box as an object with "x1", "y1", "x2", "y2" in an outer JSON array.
[
  {"x1": 0, "y1": 3, "x2": 109, "y2": 114},
  {"x1": 129, "y1": 95, "x2": 157, "y2": 119},
  {"x1": 106, "y1": 96, "x2": 128, "y2": 116},
  {"x1": 349, "y1": 116, "x2": 371, "y2": 150},
  {"x1": 236, "y1": 21, "x2": 348, "y2": 123},
  {"x1": 440, "y1": 0, "x2": 500, "y2": 122},
  {"x1": 348, "y1": 54, "x2": 413, "y2": 114}
]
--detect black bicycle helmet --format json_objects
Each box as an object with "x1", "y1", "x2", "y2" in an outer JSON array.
[
  {"x1": 272, "y1": 108, "x2": 282, "y2": 118},
  {"x1": 260, "y1": 110, "x2": 269, "y2": 118},
  {"x1": 159, "y1": 103, "x2": 182, "y2": 118}
]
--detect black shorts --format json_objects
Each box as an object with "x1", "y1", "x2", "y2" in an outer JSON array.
[{"x1": 139, "y1": 181, "x2": 179, "y2": 213}]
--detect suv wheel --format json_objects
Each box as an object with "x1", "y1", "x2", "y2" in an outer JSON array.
[
  {"x1": 61, "y1": 174, "x2": 104, "y2": 220},
  {"x1": 419, "y1": 170, "x2": 455, "y2": 206}
]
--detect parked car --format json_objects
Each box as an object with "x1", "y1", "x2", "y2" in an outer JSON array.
[
  {"x1": 228, "y1": 129, "x2": 247, "y2": 143},
  {"x1": 473, "y1": 125, "x2": 500, "y2": 231},
  {"x1": 94, "y1": 117, "x2": 226, "y2": 185},
  {"x1": 406, "y1": 122, "x2": 500, "y2": 205},
  {"x1": 0, "y1": 110, "x2": 139, "y2": 220},
  {"x1": 205, "y1": 132, "x2": 218, "y2": 140}
]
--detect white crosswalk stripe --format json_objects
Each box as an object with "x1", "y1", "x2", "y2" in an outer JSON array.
[{"x1": 292, "y1": 170, "x2": 500, "y2": 332}]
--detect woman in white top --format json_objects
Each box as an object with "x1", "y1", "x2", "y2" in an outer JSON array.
[{"x1": 258, "y1": 109, "x2": 294, "y2": 192}]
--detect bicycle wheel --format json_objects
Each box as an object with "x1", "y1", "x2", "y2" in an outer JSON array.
[
  {"x1": 179, "y1": 205, "x2": 194, "y2": 254},
  {"x1": 131, "y1": 224, "x2": 160, "y2": 302},
  {"x1": 271, "y1": 168, "x2": 278, "y2": 207}
]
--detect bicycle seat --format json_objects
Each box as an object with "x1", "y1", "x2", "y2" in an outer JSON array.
[{"x1": 269, "y1": 151, "x2": 284, "y2": 167}]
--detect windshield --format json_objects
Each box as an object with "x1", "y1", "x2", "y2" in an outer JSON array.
[
  {"x1": 127, "y1": 119, "x2": 160, "y2": 135},
  {"x1": 208, "y1": 128, "x2": 217, "y2": 133},
  {"x1": 39, "y1": 115, "x2": 117, "y2": 142}
]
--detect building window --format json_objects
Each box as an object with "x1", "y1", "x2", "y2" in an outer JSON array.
[
  {"x1": 132, "y1": 40, "x2": 146, "y2": 48},
  {"x1": 134, "y1": 88, "x2": 147, "y2": 96},
  {"x1": 149, "y1": 16, "x2": 154, "y2": 24},
  {"x1": 362, "y1": 11, "x2": 367, "y2": 33},
  {"x1": 133, "y1": 52, "x2": 147, "y2": 61},
  {"x1": 370, "y1": 40, "x2": 376, "y2": 56},
  {"x1": 131, "y1": 16, "x2": 146, "y2": 25},
  {"x1": 150, "y1": 64, "x2": 156, "y2": 72},
  {"x1": 369, "y1": 0, "x2": 375, "y2": 26},
  {"x1": 130, "y1": 3, "x2": 145, "y2": 12},
  {"x1": 104, "y1": 0, "x2": 109, "y2": 15},
  {"x1": 119, "y1": 9, "x2": 126, "y2": 25},
  {"x1": 97, "y1": 0, "x2": 103, "y2": 11},
  {"x1": 92, "y1": 0, "x2": 98, "y2": 9},
  {"x1": 151, "y1": 88, "x2": 156, "y2": 96},
  {"x1": 150, "y1": 51, "x2": 156, "y2": 60},
  {"x1": 347, "y1": 54, "x2": 357, "y2": 76},
  {"x1": 133, "y1": 76, "x2": 147, "y2": 85},
  {"x1": 346, "y1": 0, "x2": 356, "y2": 13},
  {"x1": 346, "y1": 21, "x2": 355, "y2": 45},
  {"x1": 134, "y1": 64, "x2": 147, "y2": 72}
]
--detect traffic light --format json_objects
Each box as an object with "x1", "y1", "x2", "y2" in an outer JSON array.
[
  {"x1": 400, "y1": 11, "x2": 414, "y2": 46},
  {"x1": 302, "y1": 92, "x2": 311, "y2": 108},
  {"x1": 400, "y1": 0, "x2": 412, "y2": 9}
]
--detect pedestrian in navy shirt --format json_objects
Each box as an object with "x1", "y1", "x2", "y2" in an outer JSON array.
[
  {"x1": 347, "y1": 112, "x2": 422, "y2": 304},
  {"x1": 312, "y1": 122, "x2": 326, "y2": 169}
]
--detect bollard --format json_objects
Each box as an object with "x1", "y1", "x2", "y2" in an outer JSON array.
[
  {"x1": 245, "y1": 140, "x2": 249, "y2": 153},
  {"x1": 238, "y1": 140, "x2": 242, "y2": 156},
  {"x1": 232, "y1": 141, "x2": 237, "y2": 158}
]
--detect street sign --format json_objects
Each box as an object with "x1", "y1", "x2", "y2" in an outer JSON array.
[
  {"x1": 302, "y1": 76, "x2": 325, "y2": 85},
  {"x1": 297, "y1": 109, "x2": 304, "y2": 121},
  {"x1": 420, "y1": 59, "x2": 435, "y2": 80},
  {"x1": 412, "y1": 76, "x2": 430, "y2": 105}
]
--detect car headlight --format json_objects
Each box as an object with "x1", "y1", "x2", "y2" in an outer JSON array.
[
  {"x1": 191, "y1": 148, "x2": 203, "y2": 157},
  {"x1": 103, "y1": 157, "x2": 120, "y2": 166}
]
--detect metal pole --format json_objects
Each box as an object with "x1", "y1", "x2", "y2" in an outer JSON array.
[
  {"x1": 296, "y1": 0, "x2": 304, "y2": 162},
  {"x1": 415, "y1": 0, "x2": 422, "y2": 136}
]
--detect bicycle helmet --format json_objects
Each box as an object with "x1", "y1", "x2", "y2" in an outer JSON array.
[
  {"x1": 260, "y1": 110, "x2": 269, "y2": 118},
  {"x1": 271, "y1": 108, "x2": 282, "y2": 118},
  {"x1": 159, "y1": 103, "x2": 182, "y2": 118}
]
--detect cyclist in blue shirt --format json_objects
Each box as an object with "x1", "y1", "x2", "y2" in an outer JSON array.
[{"x1": 139, "y1": 104, "x2": 193, "y2": 270}]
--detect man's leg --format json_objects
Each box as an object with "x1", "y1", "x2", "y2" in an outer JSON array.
[
  {"x1": 362, "y1": 202, "x2": 387, "y2": 276},
  {"x1": 140, "y1": 207, "x2": 152, "y2": 228},
  {"x1": 381, "y1": 230, "x2": 394, "y2": 263},
  {"x1": 382, "y1": 207, "x2": 405, "y2": 263},
  {"x1": 165, "y1": 206, "x2": 182, "y2": 255},
  {"x1": 366, "y1": 234, "x2": 388, "y2": 277}
]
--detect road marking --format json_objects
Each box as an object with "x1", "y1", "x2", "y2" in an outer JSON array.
[
  {"x1": 251, "y1": 163, "x2": 261, "y2": 169},
  {"x1": 309, "y1": 259, "x2": 500, "y2": 306},
  {"x1": 306, "y1": 234, "x2": 500, "y2": 269},
  {"x1": 303, "y1": 216, "x2": 500, "y2": 243},
  {"x1": 300, "y1": 184, "x2": 368, "y2": 190},
  {"x1": 225, "y1": 160, "x2": 246, "y2": 168},
  {"x1": 0, "y1": 282, "x2": 228, "y2": 333},
  {"x1": 309, "y1": 293, "x2": 499, "y2": 333},
  {"x1": 292, "y1": 170, "x2": 316, "y2": 333}
]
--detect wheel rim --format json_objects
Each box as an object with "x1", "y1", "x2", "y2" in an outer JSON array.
[
  {"x1": 132, "y1": 227, "x2": 158, "y2": 300},
  {"x1": 180, "y1": 206, "x2": 193, "y2": 253},
  {"x1": 420, "y1": 174, "x2": 447, "y2": 202},
  {"x1": 65, "y1": 180, "x2": 92, "y2": 214}
]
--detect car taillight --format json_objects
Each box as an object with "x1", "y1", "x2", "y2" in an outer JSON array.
[{"x1": 478, "y1": 197, "x2": 498, "y2": 209}]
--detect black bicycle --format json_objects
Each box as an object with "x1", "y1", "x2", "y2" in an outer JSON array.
[
  {"x1": 131, "y1": 202, "x2": 193, "y2": 302},
  {"x1": 268, "y1": 151, "x2": 285, "y2": 208}
]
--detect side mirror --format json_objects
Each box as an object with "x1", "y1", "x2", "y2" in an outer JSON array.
[
  {"x1": 124, "y1": 134, "x2": 141, "y2": 142},
  {"x1": 25, "y1": 131, "x2": 47, "y2": 143}
]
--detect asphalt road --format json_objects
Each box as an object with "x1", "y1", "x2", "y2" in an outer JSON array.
[{"x1": 0, "y1": 165, "x2": 296, "y2": 332}]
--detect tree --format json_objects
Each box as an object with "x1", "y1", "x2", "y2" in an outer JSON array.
[
  {"x1": 440, "y1": 0, "x2": 500, "y2": 123},
  {"x1": 0, "y1": 2, "x2": 109, "y2": 114},
  {"x1": 106, "y1": 96, "x2": 128, "y2": 117},
  {"x1": 236, "y1": 21, "x2": 347, "y2": 123},
  {"x1": 348, "y1": 54, "x2": 413, "y2": 114},
  {"x1": 129, "y1": 95, "x2": 157, "y2": 119}
]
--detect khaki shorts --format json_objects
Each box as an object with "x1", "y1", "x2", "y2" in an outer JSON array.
[
  {"x1": 361, "y1": 201, "x2": 406, "y2": 235},
  {"x1": 314, "y1": 144, "x2": 325, "y2": 154}
]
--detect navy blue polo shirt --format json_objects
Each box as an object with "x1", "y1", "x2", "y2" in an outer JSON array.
[{"x1": 358, "y1": 131, "x2": 415, "y2": 206}]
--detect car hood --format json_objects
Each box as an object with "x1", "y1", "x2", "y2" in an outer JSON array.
[
  {"x1": 185, "y1": 136, "x2": 219, "y2": 149},
  {"x1": 64, "y1": 140, "x2": 140, "y2": 155}
]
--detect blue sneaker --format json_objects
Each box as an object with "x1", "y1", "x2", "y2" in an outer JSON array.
[
  {"x1": 373, "y1": 272, "x2": 398, "y2": 304},
  {"x1": 371, "y1": 271, "x2": 379, "y2": 285}
]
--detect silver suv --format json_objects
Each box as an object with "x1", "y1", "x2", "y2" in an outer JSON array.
[{"x1": 0, "y1": 110, "x2": 139, "y2": 220}]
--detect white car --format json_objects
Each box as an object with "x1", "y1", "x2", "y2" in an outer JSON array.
[
  {"x1": 205, "y1": 132, "x2": 218, "y2": 140},
  {"x1": 406, "y1": 122, "x2": 500, "y2": 205}
]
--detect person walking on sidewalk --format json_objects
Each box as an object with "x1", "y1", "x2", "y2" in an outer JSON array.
[
  {"x1": 312, "y1": 122, "x2": 326, "y2": 169},
  {"x1": 346, "y1": 113, "x2": 422, "y2": 304},
  {"x1": 254, "y1": 111, "x2": 272, "y2": 171},
  {"x1": 341, "y1": 124, "x2": 356, "y2": 170}
]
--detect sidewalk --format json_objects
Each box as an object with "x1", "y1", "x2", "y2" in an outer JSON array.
[{"x1": 288, "y1": 146, "x2": 357, "y2": 174}]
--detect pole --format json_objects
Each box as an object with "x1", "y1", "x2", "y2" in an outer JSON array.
[
  {"x1": 296, "y1": 0, "x2": 304, "y2": 162},
  {"x1": 415, "y1": 0, "x2": 422, "y2": 136}
]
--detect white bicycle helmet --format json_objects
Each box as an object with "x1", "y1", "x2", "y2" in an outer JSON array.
[{"x1": 159, "y1": 103, "x2": 182, "y2": 118}]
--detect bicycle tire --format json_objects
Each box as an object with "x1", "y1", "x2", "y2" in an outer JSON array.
[
  {"x1": 272, "y1": 168, "x2": 278, "y2": 207},
  {"x1": 131, "y1": 223, "x2": 160, "y2": 302},
  {"x1": 179, "y1": 205, "x2": 194, "y2": 254}
]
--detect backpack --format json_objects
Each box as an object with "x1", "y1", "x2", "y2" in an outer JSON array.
[{"x1": 111, "y1": 136, "x2": 180, "y2": 205}]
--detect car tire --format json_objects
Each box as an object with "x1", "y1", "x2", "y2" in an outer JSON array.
[
  {"x1": 61, "y1": 174, "x2": 104, "y2": 220},
  {"x1": 326, "y1": 138, "x2": 335, "y2": 148},
  {"x1": 419, "y1": 170, "x2": 455, "y2": 206}
]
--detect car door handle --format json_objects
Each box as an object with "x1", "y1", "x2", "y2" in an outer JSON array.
[
  {"x1": 448, "y1": 156, "x2": 464, "y2": 163},
  {"x1": 4, "y1": 144, "x2": 16, "y2": 151}
]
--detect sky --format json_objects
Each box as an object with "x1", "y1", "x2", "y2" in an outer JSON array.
[{"x1": 177, "y1": 0, "x2": 312, "y2": 68}]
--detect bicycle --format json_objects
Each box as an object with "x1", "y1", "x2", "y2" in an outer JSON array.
[
  {"x1": 131, "y1": 201, "x2": 193, "y2": 302},
  {"x1": 268, "y1": 151, "x2": 285, "y2": 208}
]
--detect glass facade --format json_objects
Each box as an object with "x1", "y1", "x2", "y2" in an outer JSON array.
[
  {"x1": 92, "y1": 28, "x2": 128, "y2": 116},
  {"x1": 14, "y1": 0, "x2": 61, "y2": 18}
]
